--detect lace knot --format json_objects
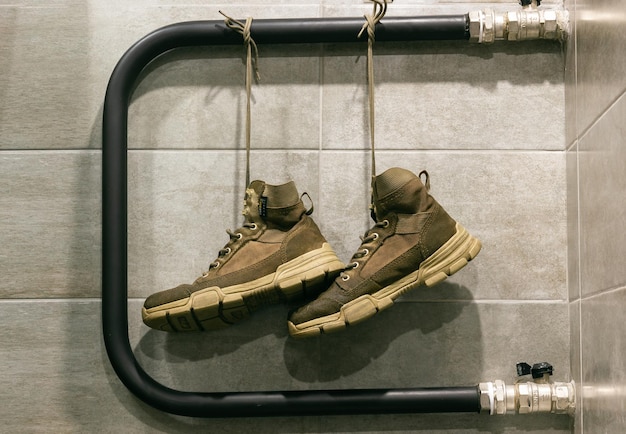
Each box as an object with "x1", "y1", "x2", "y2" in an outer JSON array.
[{"x1": 357, "y1": 0, "x2": 388, "y2": 41}]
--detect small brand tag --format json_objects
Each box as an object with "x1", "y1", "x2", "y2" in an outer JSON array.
[{"x1": 259, "y1": 196, "x2": 268, "y2": 217}]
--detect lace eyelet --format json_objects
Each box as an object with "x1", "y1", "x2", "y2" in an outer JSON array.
[
  {"x1": 249, "y1": 223, "x2": 257, "y2": 230},
  {"x1": 382, "y1": 220, "x2": 390, "y2": 228},
  {"x1": 236, "y1": 233, "x2": 243, "y2": 240},
  {"x1": 361, "y1": 249, "x2": 369, "y2": 256},
  {"x1": 341, "y1": 275, "x2": 350, "y2": 281},
  {"x1": 352, "y1": 262, "x2": 359, "y2": 269},
  {"x1": 224, "y1": 247, "x2": 232, "y2": 255},
  {"x1": 371, "y1": 233, "x2": 379, "y2": 241}
]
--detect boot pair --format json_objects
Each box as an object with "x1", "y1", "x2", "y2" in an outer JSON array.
[{"x1": 141, "y1": 167, "x2": 481, "y2": 338}]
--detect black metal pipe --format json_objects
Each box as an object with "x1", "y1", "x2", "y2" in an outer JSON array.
[
  {"x1": 122, "y1": 386, "x2": 480, "y2": 418},
  {"x1": 102, "y1": 15, "x2": 477, "y2": 418}
]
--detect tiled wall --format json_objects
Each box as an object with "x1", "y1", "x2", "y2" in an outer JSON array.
[
  {"x1": 1, "y1": 1, "x2": 573, "y2": 432},
  {"x1": 565, "y1": 0, "x2": 626, "y2": 431}
]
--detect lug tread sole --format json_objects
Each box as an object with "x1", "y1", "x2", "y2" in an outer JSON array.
[
  {"x1": 288, "y1": 223, "x2": 481, "y2": 338},
  {"x1": 142, "y1": 243, "x2": 344, "y2": 332}
]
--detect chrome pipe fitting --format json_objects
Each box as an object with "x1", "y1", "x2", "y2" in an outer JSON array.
[
  {"x1": 468, "y1": 6, "x2": 569, "y2": 43},
  {"x1": 479, "y1": 379, "x2": 576, "y2": 416}
]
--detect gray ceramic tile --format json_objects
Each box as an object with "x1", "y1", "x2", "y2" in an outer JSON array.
[
  {"x1": 581, "y1": 288, "x2": 626, "y2": 433},
  {"x1": 0, "y1": 299, "x2": 319, "y2": 433},
  {"x1": 127, "y1": 150, "x2": 320, "y2": 298},
  {"x1": 0, "y1": 300, "x2": 110, "y2": 431},
  {"x1": 320, "y1": 2, "x2": 566, "y2": 154},
  {"x1": 321, "y1": 41, "x2": 565, "y2": 151},
  {"x1": 0, "y1": 152, "x2": 101, "y2": 298},
  {"x1": 563, "y1": 0, "x2": 577, "y2": 147},
  {"x1": 92, "y1": 3, "x2": 322, "y2": 86},
  {"x1": 122, "y1": 4, "x2": 327, "y2": 149},
  {"x1": 0, "y1": 0, "x2": 317, "y2": 4},
  {"x1": 569, "y1": 299, "x2": 583, "y2": 433},
  {"x1": 0, "y1": 3, "x2": 321, "y2": 151},
  {"x1": 317, "y1": 413, "x2": 571, "y2": 434},
  {"x1": 321, "y1": 3, "x2": 563, "y2": 18},
  {"x1": 323, "y1": 0, "x2": 562, "y2": 6},
  {"x1": 579, "y1": 92, "x2": 626, "y2": 296},
  {"x1": 129, "y1": 45, "x2": 322, "y2": 150},
  {"x1": 116, "y1": 7, "x2": 323, "y2": 151},
  {"x1": 0, "y1": 5, "x2": 95, "y2": 149},
  {"x1": 576, "y1": 0, "x2": 626, "y2": 135},
  {"x1": 319, "y1": 150, "x2": 567, "y2": 301},
  {"x1": 320, "y1": 2, "x2": 566, "y2": 152},
  {"x1": 567, "y1": 144, "x2": 580, "y2": 302}
]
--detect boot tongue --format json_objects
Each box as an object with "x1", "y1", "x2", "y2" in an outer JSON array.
[
  {"x1": 371, "y1": 167, "x2": 423, "y2": 220},
  {"x1": 242, "y1": 180, "x2": 266, "y2": 222}
]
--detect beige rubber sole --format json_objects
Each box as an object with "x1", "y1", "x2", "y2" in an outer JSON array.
[
  {"x1": 287, "y1": 223, "x2": 482, "y2": 338},
  {"x1": 142, "y1": 243, "x2": 345, "y2": 332}
]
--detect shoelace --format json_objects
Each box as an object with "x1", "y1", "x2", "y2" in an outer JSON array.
[
  {"x1": 219, "y1": 11, "x2": 260, "y2": 187},
  {"x1": 338, "y1": 1, "x2": 390, "y2": 282},
  {"x1": 358, "y1": 0, "x2": 388, "y2": 181},
  {"x1": 340, "y1": 219, "x2": 390, "y2": 281},
  {"x1": 203, "y1": 222, "x2": 259, "y2": 276},
  {"x1": 200, "y1": 12, "x2": 261, "y2": 277}
]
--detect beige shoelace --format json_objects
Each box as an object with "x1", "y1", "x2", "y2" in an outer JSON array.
[
  {"x1": 221, "y1": 5, "x2": 387, "y2": 184},
  {"x1": 358, "y1": 0, "x2": 389, "y2": 180},
  {"x1": 199, "y1": 12, "x2": 261, "y2": 275},
  {"x1": 220, "y1": 11, "x2": 260, "y2": 187}
]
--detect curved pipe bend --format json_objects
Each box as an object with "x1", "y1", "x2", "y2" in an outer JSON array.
[{"x1": 102, "y1": 16, "x2": 476, "y2": 417}]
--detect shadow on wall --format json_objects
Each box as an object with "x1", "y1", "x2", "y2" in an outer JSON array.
[
  {"x1": 132, "y1": 39, "x2": 563, "y2": 89},
  {"x1": 125, "y1": 38, "x2": 564, "y2": 152},
  {"x1": 133, "y1": 282, "x2": 481, "y2": 390},
  {"x1": 282, "y1": 284, "x2": 478, "y2": 384}
]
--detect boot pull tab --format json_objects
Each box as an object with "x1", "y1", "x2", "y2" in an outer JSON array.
[
  {"x1": 301, "y1": 192, "x2": 314, "y2": 215},
  {"x1": 419, "y1": 170, "x2": 431, "y2": 191}
]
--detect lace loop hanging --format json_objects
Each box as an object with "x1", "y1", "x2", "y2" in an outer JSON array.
[
  {"x1": 358, "y1": 0, "x2": 389, "y2": 180},
  {"x1": 220, "y1": 11, "x2": 261, "y2": 187}
]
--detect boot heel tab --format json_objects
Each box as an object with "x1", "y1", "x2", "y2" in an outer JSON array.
[
  {"x1": 301, "y1": 192, "x2": 314, "y2": 215},
  {"x1": 418, "y1": 170, "x2": 431, "y2": 191}
]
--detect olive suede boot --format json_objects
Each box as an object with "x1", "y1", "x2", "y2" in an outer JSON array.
[
  {"x1": 142, "y1": 180, "x2": 345, "y2": 332},
  {"x1": 288, "y1": 167, "x2": 481, "y2": 338}
]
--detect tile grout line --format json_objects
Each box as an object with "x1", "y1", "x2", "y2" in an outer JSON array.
[
  {"x1": 577, "y1": 87, "x2": 626, "y2": 143},
  {"x1": 571, "y1": 17, "x2": 585, "y2": 429},
  {"x1": 579, "y1": 284, "x2": 626, "y2": 302},
  {"x1": 318, "y1": 39, "x2": 325, "y2": 213}
]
